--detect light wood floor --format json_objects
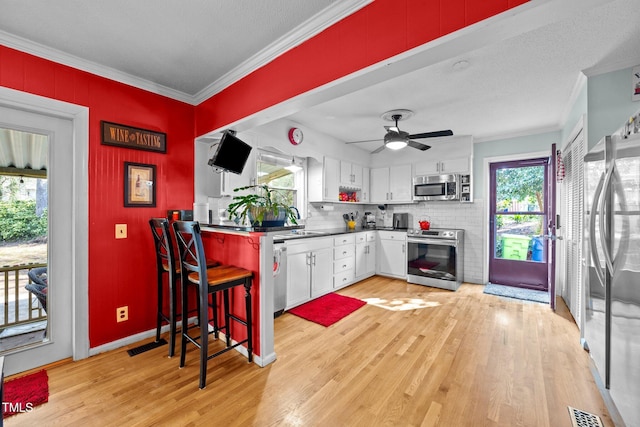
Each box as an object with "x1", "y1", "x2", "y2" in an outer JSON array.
[{"x1": 6, "y1": 278, "x2": 612, "y2": 426}]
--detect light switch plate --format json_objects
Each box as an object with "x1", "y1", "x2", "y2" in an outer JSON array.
[{"x1": 115, "y1": 224, "x2": 127, "y2": 239}]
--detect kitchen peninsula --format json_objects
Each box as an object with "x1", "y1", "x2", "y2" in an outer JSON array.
[{"x1": 198, "y1": 223, "x2": 302, "y2": 367}]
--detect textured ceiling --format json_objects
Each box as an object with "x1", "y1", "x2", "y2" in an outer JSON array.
[
  {"x1": 284, "y1": 0, "x2": 640, "y2": 148},
  {"x1": 1, "y1": 0, "x2": 639, "y2": 149}
]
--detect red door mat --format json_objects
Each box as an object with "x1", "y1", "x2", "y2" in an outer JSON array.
[
  {"x1": 288, "y1": 293, "x2": 366, "y2": 327},
  {"x1": 3, "y1": 369, "x2": 49, "y2": 418}
]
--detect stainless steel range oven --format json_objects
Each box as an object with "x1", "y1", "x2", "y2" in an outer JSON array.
[{"x1": 406, "y1": 228, "x2": 464, "y2": 291}]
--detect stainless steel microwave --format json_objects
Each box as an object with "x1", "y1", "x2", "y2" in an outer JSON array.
[{"x1": 413, "y1": 174, "x2": 460, "y2": 201}]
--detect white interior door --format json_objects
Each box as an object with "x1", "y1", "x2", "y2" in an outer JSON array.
[
  {"x1": 560, "y1": 127, "x2": 585, "y2": 327},
  {"x1": 0, "y1": 105, "x2": 73, "y2": 374}
]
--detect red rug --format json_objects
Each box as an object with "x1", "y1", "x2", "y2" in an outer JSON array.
[
  {"x1": 3, "y1": 370, "x2": 49, "y2": 418},
  {"x1": 288, "y1": 293, "x2": 366, "y2": 327}
]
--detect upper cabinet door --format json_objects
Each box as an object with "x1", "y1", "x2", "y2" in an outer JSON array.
[
  {"x1": 324, "y1": 157, "x2": 340, "y2": 202},
  {"x1": 388, "y1": 165, "x2": 412, "y2": 202},
  {"x1": 351, "y1": 163, "x2": 363, "y2": 187},
  {"x1": 370, "y1": 167, "x2": 390, "y2": 203},
  {"x1": 361, "y1": 167, "x2": 370, "y2": 203},
  {"x1": 339, "y1": 161, "x2": 363, "y2": 188}
]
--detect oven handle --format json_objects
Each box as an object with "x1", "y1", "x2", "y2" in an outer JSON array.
[{"x1": 407, "y1": 238, "x2": 457, "y2": 246}]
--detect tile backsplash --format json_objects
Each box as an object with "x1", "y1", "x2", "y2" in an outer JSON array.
[{"x1": 306, "y1": 200, "x2": 485, "y2": 285}]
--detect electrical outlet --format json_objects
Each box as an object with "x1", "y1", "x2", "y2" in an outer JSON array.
[
  {"x1": 117, "y1": 306, "x2": 128, "y2": 322},
  {"x1": 115, "y1": 224, "x2": 127, "y2": 239}
]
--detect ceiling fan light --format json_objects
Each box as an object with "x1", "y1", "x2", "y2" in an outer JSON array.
[{"x1": 386, "y1": 139, "x2": 407, "y2": 150}]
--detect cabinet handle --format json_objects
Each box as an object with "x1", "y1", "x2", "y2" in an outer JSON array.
[
  {"x1": 342, "y1": 264, "x2": 347, "y2": 268},
  {"x1": 342, "y1": 251, "x2": 347, "y2": 255},
  {"x1": 306, "y1": 253, "x2": 311, "y2": 266},
  {"x1": 343, "y1": 277, "x2": 347, "y2": 282},
  {"x1": 390, "y1": 192, "x2": 393, "y2": 200},
  {"x1": 402, "y1": 244, "x2": 405, "y2": 253},
  {"x1": 312, "y1": 253, "x2": 317, "y2": 266},
  {"x1": 441, "y1": 162, "x2": 445, "y2": 172}
]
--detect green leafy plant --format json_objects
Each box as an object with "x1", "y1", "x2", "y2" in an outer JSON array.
[
  {"x1": 0, "y1": 200, "x2": 48, "y2": 242},
  {"x1": 227, "y1": 185, "x2": 298, "y2": 226}
]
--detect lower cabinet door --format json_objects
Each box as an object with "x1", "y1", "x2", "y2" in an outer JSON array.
[
  {"x1": 286, "y1": 251, "x2": 310, "y2": 308},
  {"x1": 311, "y1": 247, "x2": 333, "y2": 297}
]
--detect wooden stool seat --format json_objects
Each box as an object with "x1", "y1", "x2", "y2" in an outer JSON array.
[{"x1": 188, "y1": 265, "x2": 253, "y2": 287}]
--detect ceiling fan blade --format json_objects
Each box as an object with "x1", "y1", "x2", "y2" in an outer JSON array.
[
  {"x1": 345, "y1": 138, "x2": 381, "y2": 144},
  {"x1": 371, "y1": 145, "x2": 386, "y2": 154},
  {"x1": 407, "y1": 139, "x2": 431, "y2": 151},
  {"x1": 408, "y1": 130, "x2": 453, "y2": 139}
]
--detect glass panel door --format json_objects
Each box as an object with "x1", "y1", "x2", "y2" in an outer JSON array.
[{"x1": 489, "y1": 158, "x2": 549, "y2": 290}]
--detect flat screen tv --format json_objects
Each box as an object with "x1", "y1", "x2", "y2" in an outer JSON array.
[{"x1": 207, "y1": 131, "x2": 252, "y2": 175}]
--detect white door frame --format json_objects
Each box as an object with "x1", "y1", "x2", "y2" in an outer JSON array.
[{"x1": 0, "y1": 86, "x2": 89, "y2": 371}]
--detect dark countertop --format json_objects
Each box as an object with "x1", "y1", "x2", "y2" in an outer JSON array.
[
  {"x1": 200, "y1": 223, "x2": 304, "y2": 233},
  {"x1": 272, "y1": 226, "x2": 407, "y2": 242}
]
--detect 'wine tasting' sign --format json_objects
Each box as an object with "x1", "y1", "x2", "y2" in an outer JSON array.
[{"x1": 101, "y1": 121, "x2": 166, "y2": 153}]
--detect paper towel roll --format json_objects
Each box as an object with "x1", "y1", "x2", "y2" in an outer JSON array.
[{"x1": 193, "y1": 203, "x2": 209, "y2": 223}]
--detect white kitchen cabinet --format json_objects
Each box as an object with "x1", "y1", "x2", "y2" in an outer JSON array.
[
  {"x1": 333, "y1": 234, "x2": 355, "y2": 289},
  {"x1": 370, "y1": 165, "x2": 412, "y2": 203},
  {"x1": 377, "y1": 230, "x2": 407, "y2": 279},
  {"x1": 308, "y1": 156, "x2": 339, "y2": 202},
  {"x1": 285, "y1": 237, "x2": 333, "y2": 309},
  {"x1": 311, "y1": 247, "x2": 333, "y2": 297},
  {"x1": 340, "y1": 161, "x2": 363, "y2": 188},
  {"x1": 355, "y1": 231, "x2": 376, "y2": 280},
  {"x1": 361, "y1": 167, "x2": 370, "y2": 203},
  {"x1": 414, "y1": 157, "x2": 469, "y2": 175}
]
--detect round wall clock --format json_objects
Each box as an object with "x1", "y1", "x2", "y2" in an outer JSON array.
[{"x1": 288, "y1": 127, "x2": 303, "y2": 145}]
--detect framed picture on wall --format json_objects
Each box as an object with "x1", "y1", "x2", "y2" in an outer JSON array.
[{"x1": 124, "y1": 162, "x2": 156, "y2": 207}]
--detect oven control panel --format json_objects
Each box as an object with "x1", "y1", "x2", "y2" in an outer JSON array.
[{"x1": 407, "y1": 228, "x2": 461, "y2": 239}]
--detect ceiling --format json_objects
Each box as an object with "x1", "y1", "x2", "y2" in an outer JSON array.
[{"x1": 1, "y1": 0, "x2": 640, "y2": 154}]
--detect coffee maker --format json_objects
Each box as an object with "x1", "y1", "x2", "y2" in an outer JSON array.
[{"x1": 363, "y1": 211, "x2": 376, "y2": 229}]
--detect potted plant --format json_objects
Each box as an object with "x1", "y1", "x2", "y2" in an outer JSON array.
[{"x1": 227, "y1": 184, "x2": 299, "y2": 227}]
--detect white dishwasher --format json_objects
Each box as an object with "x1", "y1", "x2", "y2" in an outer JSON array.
[{"x1": 273, "y1": 240, "x2": 287, "y2": 317}]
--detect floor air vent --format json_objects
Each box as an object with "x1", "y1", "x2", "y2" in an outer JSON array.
[
  {"x1": 127, "y1": 338, "x2": 167, "y2": 356},
  {"x1": 568, "y1": 406, "x2": 604, "y2": 427}
]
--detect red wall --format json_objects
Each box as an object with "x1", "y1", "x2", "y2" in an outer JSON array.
[
  {"x1": 0, "y1": 45, "x2": 196, "y2": 347},
  {"x1": 0, "y1": 0, "x2": 526, "y2": 350},
  {"x1": 195, "y1": 0, "x2": 528, "y2": 136}
]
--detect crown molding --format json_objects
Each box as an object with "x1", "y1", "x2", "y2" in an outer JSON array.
[
  {"x1": 192, "y1": 0, "x2": 372, "y2": 104},
  {"x1": 0, "y1": 30, "x2": 194, "y2": 104},
  {"x1": 0, "y1": 0, "x2": 371, "y2": 106},
  {"x1": 583, "y1": 57, "x2": 640, "y2": 77}
]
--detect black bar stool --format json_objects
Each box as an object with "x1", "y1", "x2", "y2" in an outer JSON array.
[
  {"x1": 149, "y1": 218, "x2": 181, "y2": 357},
  {"x1": 172, "y1": 220, "x2": 253, "y2": 389},
  {"x1": 149, "y1": 218, "x2": 220, "y2": 357}
]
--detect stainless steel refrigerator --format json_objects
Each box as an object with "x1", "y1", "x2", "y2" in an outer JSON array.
[{"x1": 584, "y1": 123, "x2": 640, "y2": 426}]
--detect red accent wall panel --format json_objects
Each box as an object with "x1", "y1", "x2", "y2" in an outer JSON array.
[
  {"x1": 1, "y1": 45, "x2": 195, "y2": 348},
  {"x1": 407, "y1": 0, "x2": 442, "y2": 50},
  {"x1": 201, "y1": 232, "x2": 262, "y2": 355},
  {"x1": 466, "y1": 0, "x2": 510, "y2": 25},
  {"x1": 195, "y1": 0, "x2": 525, "y2": 136}
]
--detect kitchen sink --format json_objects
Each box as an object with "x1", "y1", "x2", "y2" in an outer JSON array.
[{"x1": 272, "y1": 230, "x2": 328, "y2": 240}]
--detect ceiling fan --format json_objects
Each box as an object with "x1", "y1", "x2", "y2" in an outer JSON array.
[{"x1": 346, "y1": 109, "x2": 453, "y2": 154}]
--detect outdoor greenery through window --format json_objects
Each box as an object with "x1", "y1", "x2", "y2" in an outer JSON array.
[
  {"x1": 494, "y1": 165, "x2": 545, "y2": 262},
  {"x1": 256, "y1": 151, "x2": 304, "y2": 218},
  {"x1": 0, "y1": 176, "x2": 48, "y2": 244}
]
